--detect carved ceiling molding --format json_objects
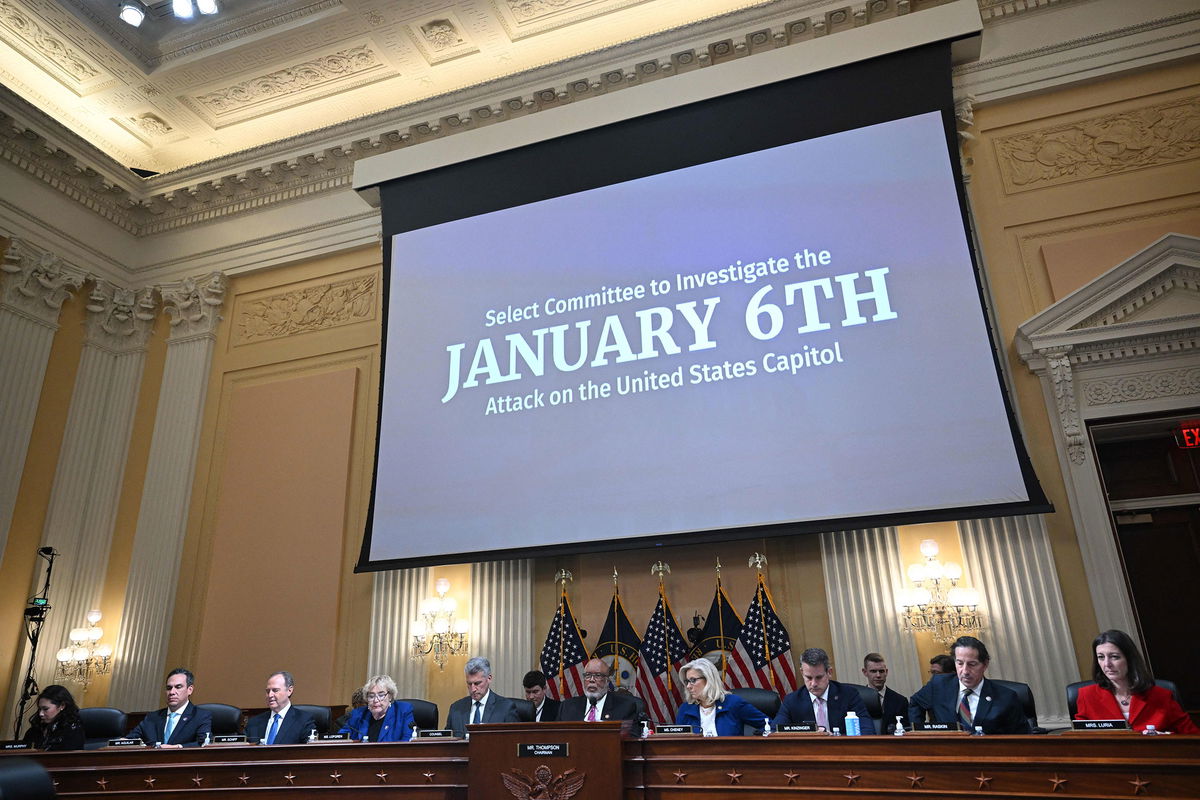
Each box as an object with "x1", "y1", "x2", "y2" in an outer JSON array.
[
  {"x1": 976, "y1": 0, "x2": 1084, "y2": 23},
  {"x1": 0, "y1": 0, "x2": 937, "y2": 238},
  {"x1": 0, "y1": 0, "x2": 104, "y2": 87},
  {"x1": 992, "y1": 94, "x2": 1200, "y2": 193}
]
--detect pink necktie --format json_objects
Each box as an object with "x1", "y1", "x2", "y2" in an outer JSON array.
[
  {"x1": 585, "y1": 702, "x2": 597, "y2": 722},
  {"x1": 815, "y1": 696, "x2": 828, "y2": 731}
]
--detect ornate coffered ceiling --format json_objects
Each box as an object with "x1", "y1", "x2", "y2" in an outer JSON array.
[{"x1": 2, "y1": 0, "x2": 796, "y2": 174}]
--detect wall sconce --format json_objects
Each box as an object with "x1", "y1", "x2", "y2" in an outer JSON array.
[
  {"x1": 411, "y1": 578, "x2": 469, "y2": 670},
  {"x1": 55, "y1": 610, "x2": 113, "y2": 689},
  {"x1": 898, "y1": 539, "x2": 982, "y2": 644}
]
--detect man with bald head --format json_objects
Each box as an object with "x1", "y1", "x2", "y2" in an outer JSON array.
[{"x1": 556, "y1": 658, "x2": 640, "y2": 722}]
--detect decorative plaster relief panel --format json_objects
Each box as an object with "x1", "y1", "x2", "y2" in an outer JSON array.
[
  {"x1": 992, "y1": 95, "x2": 1200, "y2": 194},
  {"x1": 494, "y1": 0, "x2": 653, "y2": 41},
  {"x1": 0, "y1": 0, "x2": 109, "y2": 93},
  {"x1": 407, "y1": 12, "x2": 480, "y2": 65},
  {"x1": 1082, "y1": 363, "x2": 1200, "y2": 408},
  {"x1": 182, "y1": 44, "x2": 394, "y2": 128},
  {"x1": 233, "y1": 272, "x2": 378, "y2": 345}
]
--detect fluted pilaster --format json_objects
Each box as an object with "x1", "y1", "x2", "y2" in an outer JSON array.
[
  {"x1": 368, "y1": 568, "x2": 431, "y2": 698},
  {"x1": 108, "y1": 273, "x2": 225, "y2": 712},
  {"x1": 820, "y1": 528, "x2": 922, "y2": 695},
  {"x1": 29, "y1": 282, "x2": 157, "y2": 697},
  {"x1": 470, "y1": 559, "x2": 532, "y2": 697},
  {"x1": 0, "y1": 239, "x2": 85, "y2": 561},
  {"x1": 958, "y1": 515, "x2": 1075, "y2": 727}
]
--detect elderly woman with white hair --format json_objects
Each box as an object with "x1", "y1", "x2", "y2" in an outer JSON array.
[
  {"x1": 674, "y1": 658, "x2": 768, "y2": 736},
  {"x1": 337, "y1": 675, "x2": 415, "y2": 742}
]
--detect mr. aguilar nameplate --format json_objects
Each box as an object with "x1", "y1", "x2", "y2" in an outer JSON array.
[
  {"x1": 417, "y1": 729, "x2": 455, "y2": 738},
  {"x1": 518, "y1": 742, "x2": 568, "y2": 758},
  {"x1": 107, "y1": 738, "x2": 145, "y2": 747},
  {"x1": 1073, "y1": 720, "x2": 1129, "y2": 730}
]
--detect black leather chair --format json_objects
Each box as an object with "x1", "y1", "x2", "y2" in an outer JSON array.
[
  {"x1": 292, "y1": 704, "x2": 331, "y2": 736},
  {"x1": 196, "y1": 703, "x2": 242, "y2": 736},
  {"x1": 1065, "y1": 679, "x2": 1181, "y2": 719},
  {"x1": 729, "y1": 687, "x2": 781, "y2": 735},
  {"x1": 79, "y1": 707, "x2": 127, "y2": 750},
  {"x1": 397, "y1": 698, "x2": 438, "y2": 731},
  {"x1": 990, "y1": 679, "x2": 1044, "y2": 733},
  {"x1": 512, "y1": 698, "x2": 536, "y2": 723},
  {"x1": 846, "y1": 683, "x2": 885, "y2": 733}
]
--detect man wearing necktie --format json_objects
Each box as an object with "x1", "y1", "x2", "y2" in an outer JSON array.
[
  {"x1": 244, "y1": 671, "x2": 318, "y2": 744},
  {"x1": 774, "y1": 648, "x2": 876, "y2": 734},
  {"x1": 127, "y1": 668, "x2": 213, "y2": 748},
  {"x1": 555, "y1": 658, "x2": 640, "y2": 723},
  {"x1": 907, "y1": 636, "x2": 1031, "y2": 734},
  {"x1": 445, "y1": 657, "x2": 522, "y2": 737}
]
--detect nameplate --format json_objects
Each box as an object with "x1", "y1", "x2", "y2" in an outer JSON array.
[
  {"x1": 0, "y1": 741, "x2": 31, "y2": 750},
  {"x1": 1073, "y1": 719, "x2": 1128, "y2": 730},
  {"x1": 209, "y1": 734, "x2": 246, "y2": 744},
  {"x1": 518, "y1": 742, "x2": 568, "y2": 758},
  {"x1": 319, "y1": 733, "x2": 350, "y2": 741},
  {"x1": 654, "y1": 725, "x2": 694, "y2": 735},
  {"x1": 779, "y1": 723, "x2": 817, "y2": 733},
  {"x1": 107, "y1": 738, "x2": 145, "y2": 748},
  {"x1": 417, "y1": 729, "x2": 455, "y2": 738},
  {"x1": 923, "y1": 723, "x2": 954, "y2": 731}
]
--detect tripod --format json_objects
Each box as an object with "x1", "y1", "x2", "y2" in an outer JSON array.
[{"x1": 13, "y1": 547, "x2": 57, "y2": 740}]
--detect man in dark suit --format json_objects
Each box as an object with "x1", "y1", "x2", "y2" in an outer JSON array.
[
  {"x1": 445, "y1": 657, "x2": 521, "y2": 737},
  {"x1": 128, "y1": 667, "x2": 213, "y2": 748},
  {"x1": 907, "y1": 635, "x2": 1030, "y2": 734},
  {"x1": 556, "y1": 658, "x2": 640, "y2": 722},
  {"x1": 523, "y1": 670, "x2": 560, "y2": 723},
  {"x1": 862, "y1": 652, "x2": 909, "y2": 733},
  {"x1": 774, "y1": 648, "x2": 876, "y2": 734},
  {"x1": 244, "y1": 671, "x2": 317, "y2": 744}
]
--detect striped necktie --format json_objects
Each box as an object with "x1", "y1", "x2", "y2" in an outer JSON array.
[{"x1": 958, "y1": 689, "x2": 974, "y2": 731}]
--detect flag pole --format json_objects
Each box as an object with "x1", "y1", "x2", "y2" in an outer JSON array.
[
  {"x1": 749, "y1": 552, "x2": 776, "y2": 692},
  {"x1": 555, "y1": 568, "x2": 573, "y2": 697},
  {"x1": 611, "y1": 566, "x2": 621, "y2": 686},
  {"x1": 715, "y1": 557, "x2": 727, "y2": 682},
  {"x1": 651, "y1": 561, "x2": 671, "y2": 694}
]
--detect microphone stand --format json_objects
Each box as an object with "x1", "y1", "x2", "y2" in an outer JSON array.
[{"x1": 13, "y1": 547, "x2": 57, "y2": 740}]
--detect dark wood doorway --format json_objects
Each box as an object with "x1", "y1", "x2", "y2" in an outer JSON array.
[{"x1": 1092, "y1": 412, "x2": 1200, "y2": 711}]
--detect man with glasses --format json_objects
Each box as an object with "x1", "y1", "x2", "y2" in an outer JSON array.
[
  {"x1": 445, "y1": 656, "x2": 521, "y2": 737},
  {"x1": 556, "y1": 658, "x2": 640, "y2": 722}
]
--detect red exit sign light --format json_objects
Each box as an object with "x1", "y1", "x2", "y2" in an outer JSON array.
[{"x1": 1176, "y1": 421, "x2": 1200, "y2": 448}]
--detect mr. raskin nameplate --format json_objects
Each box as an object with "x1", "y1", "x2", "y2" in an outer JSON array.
[{"x1": 518, "y1": 742, "x2": 568, "y2": 758}]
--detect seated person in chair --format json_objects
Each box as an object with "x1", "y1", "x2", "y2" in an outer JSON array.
[
  {"x1": 862, "y1": 652, "x2": 909, "y2": 733},
  {"x1": 128, "y1": 668, "x2": 213, "y2": 748},
  {"x1": 244, "y1": 671, "x2": 317, "y2": 744},
  {"x1": 774, "y1": 648, "x2": 875, "y2": 734},
  {"x1": 22, "y1": 685, "x2": 85, "y2": 751},
  {"x1": 556, "y1": 658, "x2": 640, "y2": 723},
  {"x1": 337, "y1": 675, "x2": 414, "y2": 742},
  {"x1": 675, "y1": 658, "x2": 767, "y2": 735},
  {"x1": 908, "y1": 636, "x2": 1029, "y2": 734},
  {"x1": 1075, "y1": 629, "x2": 1198, "y2": 734}
]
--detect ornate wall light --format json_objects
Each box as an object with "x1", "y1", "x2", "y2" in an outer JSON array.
[
  {"x1": 411, "y1": 578, "x2": 469, "y2": 670},
  {"x1": 898, "y1": 539, "x2": 982, "y2": 645},
  {"x1": 55, "y1": 610, "x2": 112, "y2": 689}
]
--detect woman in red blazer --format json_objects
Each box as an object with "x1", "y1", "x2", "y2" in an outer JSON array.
[{"x1": 1075, "y1": 629, "x2": 1197, "y2": 734}]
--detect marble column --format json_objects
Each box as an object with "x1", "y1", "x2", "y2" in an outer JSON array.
[
  {"x1": 470, "y1": 559, "x2": 532, "y2": 697},
  {"x1": 107, "y1": 273, "x2": 225, "y2": 712},
  {"x1": 368, "y1": 567, "x2": 431, "y2": 699},
  {"x1": 31, "y1": 282, "x2": 157, "y2": 696},
  {"x1": 820, "y1": 528, "x2": 922, "y2": 694},
  {"x1": 0, "y1": 239, "x2": 85, "y2": 561},
  {"x1": 958, "y1": 515, "x2": 1076, "y2": 727}
]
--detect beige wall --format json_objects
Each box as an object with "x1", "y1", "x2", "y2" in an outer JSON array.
[{"x1": 4, "y1": 58, "x2": 1197, "y2": 715}]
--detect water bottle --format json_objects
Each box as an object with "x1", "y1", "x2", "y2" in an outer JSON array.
[
  {"x1": 893, "y1": 716, "x2": 905, "y2": 736},
  {"x1": 832, "y1": 727, "x2": 841, "y2": 736},
  {"x1": 1143, "y1": 725, "x2": 1158, "y2": 736},
  {"x1": 844, "y1": 712, "x2": 861, "y2": 737},
  {"x1": 974, "y1": 726, "x2": 984, "y2": 736},
  {"x1": 308, "y1": 728, "x2": 317, "y2": 743},
  {"x1": 362, "y1": 734, "x2": 369, "y2": 743}
]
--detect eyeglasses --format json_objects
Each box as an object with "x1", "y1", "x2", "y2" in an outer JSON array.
[
  {"x1": 684, "y1": 677, "x2": 705, "y2": 685},
  {"x1": 582, "y1": 672, "x2": 608, "y2": 680},
  {"x1": 365, "y1": 692, "x2": 390, "y2": 701}
]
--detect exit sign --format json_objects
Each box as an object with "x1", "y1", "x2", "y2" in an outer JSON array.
[{"x1": 1176, "y1": 421, "x2": 1200, "y2": 448}]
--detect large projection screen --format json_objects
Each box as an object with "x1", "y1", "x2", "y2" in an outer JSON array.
[{"x1": 360, "y1": 42, "x2": 1048, "y2": 571}]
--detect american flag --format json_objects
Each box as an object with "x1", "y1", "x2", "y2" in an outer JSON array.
[
  {"x1": 539, "y1": 590, "x2": 588, "y2": 700},
  {"x1": 633, "y1": 591, "x2": 692, "y2": 724},
  {"x1": 725, "y1": 575, "x2": 798, "y2": 695}
]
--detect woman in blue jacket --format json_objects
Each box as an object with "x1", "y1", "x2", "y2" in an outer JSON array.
[
  {"x1": 675, "y1": 658, "x2": 768, "y2": 736},
  {"x1": 338, "y1": 675, "x2": 415, "y2": 742}
]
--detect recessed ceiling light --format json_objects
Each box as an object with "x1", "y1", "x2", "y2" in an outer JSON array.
[
  {"x1": 172, "y1": 0, "x2": 193, "y2": 19},
  {"x1": 118, "y1": 1, "x2": 146, "y2": 27},
  {"x1": 196, "y1": 0, "x2": 219, "y2": 15}
]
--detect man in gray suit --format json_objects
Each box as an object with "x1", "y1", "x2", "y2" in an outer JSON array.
[{"x1": 445, "y1": 656, "x2": 521, "y2": 736}]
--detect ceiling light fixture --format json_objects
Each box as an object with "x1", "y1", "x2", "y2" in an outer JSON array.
[
  {"x1": 172, "y1": 0, "x2": 194, "y2": 19},
  {"x1": 196, "y1": 0, "x2": 219, "y2": 15},
  {"x1": 118, "y1": 0, "x2": 146, "y2": 27}
]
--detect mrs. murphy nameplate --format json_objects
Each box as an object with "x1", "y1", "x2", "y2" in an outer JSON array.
[{"x1": 518, "y1": 742, "x2": 568, "y2": 758}]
